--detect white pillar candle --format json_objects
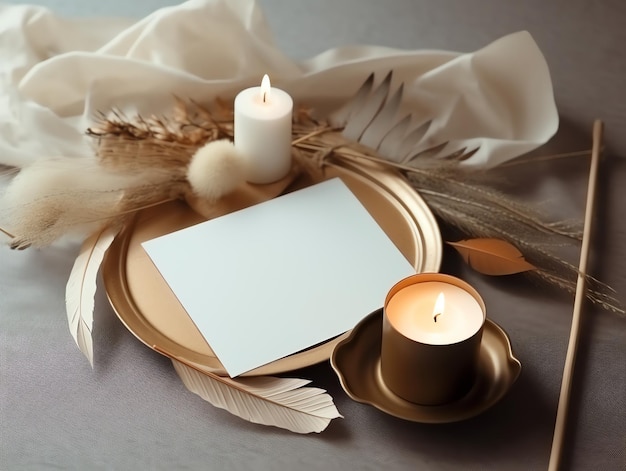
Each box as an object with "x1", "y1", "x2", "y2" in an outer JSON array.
[{"x1": 234, "y1": 74, "x2": 293, "y2": 184}]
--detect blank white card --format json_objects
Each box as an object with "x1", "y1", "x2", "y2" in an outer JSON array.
[{"x1": 142, "y1": 178, "x2": 416, "y2": 376}]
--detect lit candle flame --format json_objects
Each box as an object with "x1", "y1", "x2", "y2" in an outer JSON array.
[
  {"x1": 261, "y1": 74, "x2": 271, "y2": 103},
  {"x1": 432, "y1": 292, "x2": 445, "y2": 323}
]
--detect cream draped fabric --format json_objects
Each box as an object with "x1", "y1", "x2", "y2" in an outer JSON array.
[{"x1": 0, "y1": 0, "x2": 558, "y2": 168}]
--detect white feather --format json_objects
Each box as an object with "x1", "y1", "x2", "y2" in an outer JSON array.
[
  {"x1": 65, "y1": 226, "x2": 119, "y2": 366},
  {"x1": 171, "y1": 358, "x2": 342, "y2": 434}
]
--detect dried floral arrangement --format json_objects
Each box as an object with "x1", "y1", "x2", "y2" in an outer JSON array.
[
  {"x1": 81, "y1": 72, "x2": 620, "y2": 314},
  {"x1": 0, "y1": 72, "x2": 622, "y2": 433}
]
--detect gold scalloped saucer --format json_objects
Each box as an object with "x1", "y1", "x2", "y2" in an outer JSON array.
[{"x1": 331, "y1": 309, "x2": 521, "y2": 423}]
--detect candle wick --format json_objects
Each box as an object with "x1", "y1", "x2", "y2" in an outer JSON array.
[
  {"x1": 433, "y1": 313, "x2": 441, "y2": 323},
  {"x1": 263, "y1": 91, "x2": 267, "y2": 103}
]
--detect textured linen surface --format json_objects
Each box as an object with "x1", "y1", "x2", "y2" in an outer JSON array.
[{"x1": 1, "y1": 1, "x2": 625, "y2": 471}]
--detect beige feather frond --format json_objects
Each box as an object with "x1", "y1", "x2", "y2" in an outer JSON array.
[{"x1": 169, "y1": 355, "x2": 342, "y2": 434}]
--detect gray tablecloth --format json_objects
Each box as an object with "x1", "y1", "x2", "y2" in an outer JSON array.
[{"x1": 2, "y1": 1, "x2": 625, "y2": 470}]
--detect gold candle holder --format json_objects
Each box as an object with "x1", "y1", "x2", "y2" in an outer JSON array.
[{"x1": 381, "y1": 273, "x2": 486, "y2": 405}]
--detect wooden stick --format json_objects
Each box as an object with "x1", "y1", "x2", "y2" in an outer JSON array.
[
  {"x1": 0, "y1": 226, "x2": 15, "y2": 239},
  {"x1": 548, "y1": 120, "x2": 604, "y2": 470}
]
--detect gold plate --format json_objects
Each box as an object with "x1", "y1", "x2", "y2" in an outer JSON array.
[
  {"x1": 102, "y1": 161, "x2": 442, "y2": 376},
  {"x1": 331, "y1": 309, "x2": 522, "y2": 423}
]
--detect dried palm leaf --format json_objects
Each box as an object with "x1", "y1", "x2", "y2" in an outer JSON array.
[{"x1": 311, "y1": 73, "x2": 620, "y2": 313}]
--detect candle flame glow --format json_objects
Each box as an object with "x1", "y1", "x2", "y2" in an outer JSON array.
[
  {"x1": 261, "y1": 74, "x2": 271, "y2": 103},
  {"x1": 432, "y1": 292, "x2": 445, "y2": 323}
]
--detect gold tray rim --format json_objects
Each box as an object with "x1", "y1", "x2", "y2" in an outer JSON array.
[
  {"x1": 331, "y1": 308, "x2": 522, "y2": 423},
  {"x1": 102, "y1": 161, "x2": 443, "y2": 376}
]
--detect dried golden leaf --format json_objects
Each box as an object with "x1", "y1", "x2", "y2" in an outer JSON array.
[{"x1": 447, "y1": 238, "x2": 536, "y2": 275}]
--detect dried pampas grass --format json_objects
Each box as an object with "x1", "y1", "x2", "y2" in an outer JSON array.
[
  {"x1": 2, "y1": 158, "x2": 126, "y2": 248},
  {"x1": 0, "y1": 137, "x2": 252, "y2": 249}
]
